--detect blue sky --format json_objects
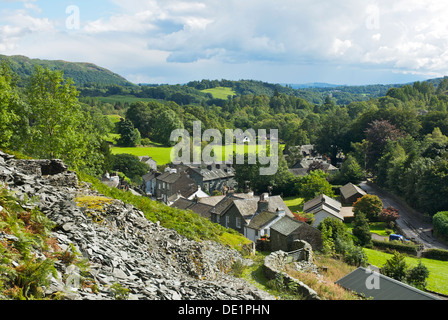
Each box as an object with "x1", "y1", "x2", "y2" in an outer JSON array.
[{"x1": 1, "y1": 0, "x2": 447, "y2": 85}]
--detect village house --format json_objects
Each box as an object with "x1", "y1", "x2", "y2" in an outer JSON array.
[
  {"x1": 210, "y1": 193, "x2": 294, "y2": 240},
  {"x1": 176, "y1": 162, "x2": 237, "y2": 195},
  {"x1": 138, "y1": 156, "x2": 157, "y2": 171},
  {"x1": 155, "y1": 168, "x2": 198, "y2": 205},
  {"x1": 141, "y1": 170, "x2": 161, "y2": 197},
  {"x1": 303, "y1": 194, "x2": 343, "y2": 227}
]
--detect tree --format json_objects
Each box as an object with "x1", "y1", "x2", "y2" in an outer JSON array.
[
  {"x1": 0, "y1": 61, "x2": 21, "y2": 148},
  {"x1": 406, "y1": 261, "x2": 430, "y2": 289},
  {"x1": 331, "y1": 154, "x2": 365, "y2": 185},
  {"x1": 117, "y1": 118, "x2": 141, "y2": 147},
  {"x1": 365, "y1": 120, "x2": 404, "y2": 173},
  {"x1": 110, "y1": 153, "x2": 149, "y2": 183},
  {"x1": 352, "y1": 211, "x2": 372, "y2": 247},
  {"x1": 152, "y1": 109, "x2": 184, "y2": 146},
  {"x1": 379, "y1": 206, "x2": 400, "y2": 229},
  {"x1": 315, "y1": 108, "x2": 351, "y2": 165},
  {"x1": 295, "y1": 170, "x2": 335, "y2": 201},
  {"x1": 21, "y1": 66, "x2": 103, "y2": 172},
  {"x1": 353, "y1": 194, "x2": 383, "y2": 222},
  {"x1": 381, "y1": 251, "x2": 408, "y2": 281}
]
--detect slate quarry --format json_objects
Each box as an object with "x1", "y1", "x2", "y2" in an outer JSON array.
[{"x1": 0, "y1": 151, "x2": 274, "y2": 300}]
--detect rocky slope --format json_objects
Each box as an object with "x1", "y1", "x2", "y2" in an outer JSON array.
[{"x1": 0, "y1": 151, "x2": 274, "y2": 300}]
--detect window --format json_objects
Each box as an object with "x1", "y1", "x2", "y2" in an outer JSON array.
[
  {"x1": 236, "y1": 217, "x2": 241, "y2": 228},
  {"x1": 225, "y1": 216, "x2": 230, "y2": 228}
]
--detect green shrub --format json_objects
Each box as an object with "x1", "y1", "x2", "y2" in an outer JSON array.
[
  {"x1": 421, "y1": 248, "x2": 448, "y2": 261},
  {"x1": 372, "y1": 239, "x2": 419, "y2": 256},
  {"x1": 433, "y1": 211, "x2": 448, "y2": 239}
]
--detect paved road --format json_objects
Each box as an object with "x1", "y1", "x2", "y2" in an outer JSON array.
[{"x1": 359, "y1": 182, "x2": 448, "y2": 251}]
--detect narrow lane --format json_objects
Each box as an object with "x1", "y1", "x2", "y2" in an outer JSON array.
[{"x1": 359, "y1": 182, "x2": 448, "y2": 251}]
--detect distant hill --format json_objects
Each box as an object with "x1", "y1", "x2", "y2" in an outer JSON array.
[
  {"x1": 284, "y1": 82, "x2": 341, "y2": 89},
  {"x1": 0, "y1": 54, "x2": 135, "y2": 87}
]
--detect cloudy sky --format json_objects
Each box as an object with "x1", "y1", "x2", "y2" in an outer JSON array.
[{"x1": 1, "y1": 0, "x2": 448, "y2": 85}]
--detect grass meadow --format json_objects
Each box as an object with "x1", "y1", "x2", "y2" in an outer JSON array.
[{"x1": 364, "y1": 248, "x2": 448, "y2": 295}]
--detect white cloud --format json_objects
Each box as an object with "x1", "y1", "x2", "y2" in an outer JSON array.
[{"x1": 2, "y1": 0, "x2": 448, "y2": 84}]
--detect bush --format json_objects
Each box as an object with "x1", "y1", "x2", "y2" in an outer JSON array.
[
  {"x1": 352, "y1": 211, "x2": 372, "y2": 247},
  {"x1": 372, "y1": 239, "x2": 419, "y2": 256},
  {"x1": 353, "y1": 194, "x2": 383, "y2": 222},
  {"x1": 433, "y1": 211, "x2": 448, "y2": 239},
  {"x1": 421, "y1": 248, "x2": 448, "y2": 261},
  {"x1": 381, "y1": 251, "x2": 408, "y2": 281},
  {"x1": 406, "y1": 261, "x2": 430, "y2": 289}
]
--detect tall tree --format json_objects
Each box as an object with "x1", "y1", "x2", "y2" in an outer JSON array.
[
  {"x1": 0, "y1": 61, "x2": 21, "y2": 149},
  {"x1": 315, "y1": 108, "x2": 351, "y2": 165},
  {"x1": 365, "y1": 120, "x2": 404, "y2": 173},
  {"x1": 21, "y1": 66, "x2": 103, "y2": 172}
]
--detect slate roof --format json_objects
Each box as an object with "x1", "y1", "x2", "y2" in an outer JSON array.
[
  {"x1": 303, "y1": 194, "x2": 343, "y2": 220},
  {"x1": 288, "y1": 168, "x2": 309, "y2": 177},
  {"x1": 188, "y1": 202, "x2": 214, "y2": 219},
  {"x1": 188, "y1": 164, "x2": 235, "y2": 182},
  {"x1": 246, "y1": 211, "x2": 278, "y2": 230},
  {"x1": 214, "y1": 195, "x2": 293, "y2": 225},
  {"x1": 303, "y1": 194, "x2": 341, "y2": 213},
  {"x1": 293, "y1": 158, "x2": 339, "y2": 172},
  {"x1": 142, "y1": 171, "x2": 159, "y2": 183},
  {"x1": 336, "y1": 267, "x2": 441, "y2": 300},
  {"x1": 170, "y1": 198, "x2": 214, "y2": 219},
  {"x1": 198, "y1": 195, "x2": 226, "y2": 206},
  {"x1": 270, "y1": 216, "x2": 304, "y2": 236},
  {"x1": 340, "y1": 183, "x2": 366, "y2": 200},
  {"x1": 171, "y1": 197, "x2": 194, "y2": 210}
]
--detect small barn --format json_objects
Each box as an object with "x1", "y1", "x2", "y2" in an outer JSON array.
[
  {"x1": 340, "y1": 183, "x2": 366, "y2": 205},
  {"x1": 269, "y1": 216, "x2": 323, "y2": 252}
]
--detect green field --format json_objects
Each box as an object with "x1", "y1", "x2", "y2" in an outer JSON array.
[
  {"x1": 111, "y1": 146, "x2": 173, "y2": 165},
  {"x1": 111, "y1": 143, "x2": 282, "y2": 166},
  {"x1": 364, "y1": 248, "x2": 448, "y2": 295},
  {"x1": 201, "y1": 87, "x2": 237, "y2": 100}
]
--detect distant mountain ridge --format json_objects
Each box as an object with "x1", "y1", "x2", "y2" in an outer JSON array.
[{"x1": 0, "y1": 54, "x2": 135, "y2": 87}]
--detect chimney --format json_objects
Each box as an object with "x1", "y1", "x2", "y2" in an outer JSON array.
[
  {"x1": 257, "y1": 193, "x2": 269, "y2": 213},
  {"x1": 276, "y1": 207, "x2": 286, "y2": 217}
]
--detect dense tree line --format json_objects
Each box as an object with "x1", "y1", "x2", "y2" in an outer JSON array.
[{"x1": 2, "y1": 57, "x2": 447, "y2": 216}]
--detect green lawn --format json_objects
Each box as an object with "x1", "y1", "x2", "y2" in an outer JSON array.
[
  {"x1": 345, "y1": 222, "x2": 389, "y2": 237},
  {"x1": 283, "y1": 196, "x2": 305, "y2": 212},
  {"x1": 201, "y1": 87, "x2": 237, "y2": 100},
  {"x1": 364, "y1": 248, "x2": 448, "y2": 295}
]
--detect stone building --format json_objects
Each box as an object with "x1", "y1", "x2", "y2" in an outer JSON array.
[{"x1": 269, "y1": 216, "x2": 323, "y2": 252}]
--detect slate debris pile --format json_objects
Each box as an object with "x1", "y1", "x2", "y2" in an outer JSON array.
[{"x1": 0, "y1": 151, "x2": 274, "y2": 300}]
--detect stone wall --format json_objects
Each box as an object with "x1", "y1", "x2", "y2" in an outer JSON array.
[{"x1": 263, "y1": 249, "x2": 320, "y2": 300}]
